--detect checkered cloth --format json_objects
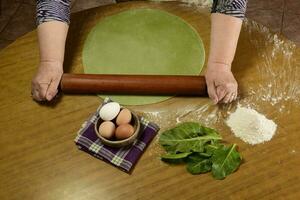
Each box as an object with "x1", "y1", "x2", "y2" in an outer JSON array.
[{"x1": 74, "y1": 98, "x2": 160, "y2": 173}]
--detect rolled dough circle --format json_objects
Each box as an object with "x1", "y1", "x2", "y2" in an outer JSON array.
[{"x1": 83, "y1": 8, "x2": 205, "y2": 105}]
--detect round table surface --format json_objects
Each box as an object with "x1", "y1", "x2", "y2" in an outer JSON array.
[{"x1": 1, "y1": 1, "x2": 300, "y2": 200}]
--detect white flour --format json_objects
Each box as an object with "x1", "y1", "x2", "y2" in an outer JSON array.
[
  {"x1": 180, "y1": 0, "x2": 212, "y2": 6},
  {"x1": 150, "y1": 0, "x2": 213, "y2": 7},
  {"x1": 226, "y1": 106, "x2": 277, "y2": 145}
]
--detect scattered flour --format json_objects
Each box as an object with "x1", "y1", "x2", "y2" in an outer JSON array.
[
  {"x1": 179, "y1": 0, "x2": 212, "y2": 6},
  {"x1": 226, "y1": 106, "x2": 277, "y2": 145},
  {"x1": 150, "y1": 0, "x2": 212, "y2": 7}
]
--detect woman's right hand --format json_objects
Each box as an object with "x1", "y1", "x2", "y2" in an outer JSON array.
[
  {"x1": 205, "y1": 62, "x2": 238, "y2": 104},
  {"x1": 31, "y1": 61, "x2": 63, "y2": 102}
]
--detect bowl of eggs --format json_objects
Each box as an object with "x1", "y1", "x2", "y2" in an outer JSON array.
[{"x1": 95, "y1": 102, "x2": 141, "y2": 148}]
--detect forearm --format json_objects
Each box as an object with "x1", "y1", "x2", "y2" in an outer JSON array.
[
  {"x1": 206, "y1": 14, "x2": 242, "y2": 104},
  {"x1": 205, "y1": 1, "x2": 247, "y2": 104},
  {"x1": 37, "y1": 21, "x2": 69, "y2": 64},
  {"x1": 36, "y1": 0, "x2": 71, "y2": 64},
  {"x1": 208, "y1": 13, "x2": 242, "y2": 67},
  {"x1": 209, "y1": 0, "x2": 247, "y2": 66}
]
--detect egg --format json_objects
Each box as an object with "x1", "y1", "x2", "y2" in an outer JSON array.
[
  {"x1": 116, "y1": 108, "x2": 132, "y2": 125},
  {"x1": 115, "y1": 124, "x2": 135, "y2": 140},
  {"x1": 98, "y1": 121, "x2": 115, "y2": 139},
  {"x1": 99, "y1": 102, "x2": 120, "y2": 121}
]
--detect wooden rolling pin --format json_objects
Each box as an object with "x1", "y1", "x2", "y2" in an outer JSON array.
[{"x1": 60, "y1": 73, "x2": 207, "y2": 96}]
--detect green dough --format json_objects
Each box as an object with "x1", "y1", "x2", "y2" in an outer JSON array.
[{"x1": 83, "y1": 8, "x2": 205, "y2": 105}]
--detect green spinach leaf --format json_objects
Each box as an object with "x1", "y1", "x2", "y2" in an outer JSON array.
[
  {"x1": 161, "y1": 152, "x2": 192, "y2": 163},
  {"x1": 159, "y1": 122, "x2": 222, "y2": 153},
  {"x1": 186, "y1": 157, "x2": 212, "y2": 174},
  {"x1": 185, "y1": 153, "x2": 212, "y2": 174},
  {"x1": 205, "y1": 144, "x2": 223, "y2": 156},
  {"x1": 211, "y1": 144, "x2": 242, "y2": 180}
]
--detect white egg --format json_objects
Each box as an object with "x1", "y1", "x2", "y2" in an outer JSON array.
[{"x1": 99, "y1": 102, "x2": 121, "y2": 121}]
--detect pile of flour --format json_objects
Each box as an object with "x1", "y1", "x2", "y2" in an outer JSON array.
[{"x1": 226, "y1": 106, "x2": 277, "y2": 145}]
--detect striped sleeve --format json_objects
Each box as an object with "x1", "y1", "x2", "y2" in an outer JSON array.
[
  {"x1": 36, "y1": 0, "x2": 71, "y2": 25},
  {"x1": 211, "y1": 0, "x2": 248, "y2": 19}
]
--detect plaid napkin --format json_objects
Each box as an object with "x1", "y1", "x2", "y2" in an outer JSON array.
[{"x1": 74, "y1": 98, "x2": 160, "y2": 173}]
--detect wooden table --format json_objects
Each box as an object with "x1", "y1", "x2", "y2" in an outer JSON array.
[{"x1": 1, "y1": 1, "x2": 300, "y2": 199}]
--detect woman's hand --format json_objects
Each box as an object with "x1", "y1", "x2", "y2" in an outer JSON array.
[
  {"x1": 205, "y1": 13, "x2": 242, "y2": 104},
  {"x1": 31, "y1": 61, "x2": 63, "y2": 101},
  {"x1": 32, "y1": 21, "x2": 68, "y2": 102},
  {"x1": 205, "y1": 62, "x2": 238, "y2": 104}
]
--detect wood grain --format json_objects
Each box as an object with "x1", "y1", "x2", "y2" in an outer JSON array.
[{"x1": 0, "y1": 1, "x2": 299, "y2": 200}]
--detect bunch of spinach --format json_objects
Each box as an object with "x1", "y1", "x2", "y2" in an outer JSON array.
[{"x1": 159, "y1": 122, "x2": 242, "y2": 180}]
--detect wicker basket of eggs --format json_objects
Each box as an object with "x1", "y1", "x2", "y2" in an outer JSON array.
[{"x1": 95, "y1": 102, "x2": 140, "y2": 147}]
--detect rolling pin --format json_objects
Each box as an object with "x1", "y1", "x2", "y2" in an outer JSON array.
[{"x1": 60, "y1": 73, "x2": 207, "y2": 96}]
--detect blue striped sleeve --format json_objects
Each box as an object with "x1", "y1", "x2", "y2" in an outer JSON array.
[
  {"x1": 36, "y1": 0, "x2": 71, "y2": 25},
  {"x1": 211, "y1": 0, "x2": 248, "y2": 19}
]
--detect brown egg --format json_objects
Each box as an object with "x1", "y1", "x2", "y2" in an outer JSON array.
[
  {"x1": 115, "y1": 124, "x2": 135, "y2": 140},
  {"x1": 116, "y1": 108, "x2": 132, "y2": 125},
  {"x1": 98, "y1": 121, "x2": 115, "y2": 139}
]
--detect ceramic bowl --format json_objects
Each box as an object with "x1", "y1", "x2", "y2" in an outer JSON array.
[{"x1": 95, "y1": 109, "x2": 140, "y2": 148}]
